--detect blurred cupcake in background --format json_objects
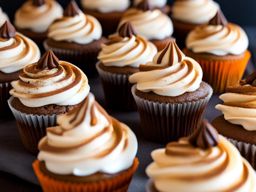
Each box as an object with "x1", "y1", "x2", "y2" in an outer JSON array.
[
  {"x1": 9, "y1": 51, "x2": 89, "y2": 154},
  {"x1": 0, "y1": 21, "x2": 40, "y2": 118},
  {"x1": 97, "y1": 22, "x2": 157, "y2": 111},
  {"x1": 129, "y1": 41, "x2": 212, "y2": 143},
  {"x1": 81, "y1": 0, "x2": 130, "y2": 36},
  {"x1": 0, "y1": 7, "x2": 9, "y2": 26},
  {"x1": 184, "y1": 10, "x2": 250, "y2": 93},
  {"x1": 44, "y1": 0, "x2": 106, "y2": 76},
  {"x1": 171, "y1": 0, "x2": 219, "y2": 47},
  {"x1": 119, "y1": 0, "x2": 174, "y2": 51},
  {"x1": 33, "y1": 92, "x2": 138, "y2": 192},
  {"x1": 133, "y1": 0, "x2": 171, "y2": 15},
  {"x1": 14, "y1": 0, "x2": 63, "y2": 48}
]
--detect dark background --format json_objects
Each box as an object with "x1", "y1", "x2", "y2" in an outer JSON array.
[{"x1": 1, "y1": 0, "x2": 256, "y2": 26}]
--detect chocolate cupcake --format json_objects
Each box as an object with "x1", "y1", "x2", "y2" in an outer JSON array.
[
  {"x1": 133, "y1": 0, "x2": 171, "y2": 15},
  {"x1": 9, "y1": 51, "x2": 89, "y2": 154},
  {"x1": 81, "y1": 0, "x2": 130, "y2": 36},
  {"x1": 119, "y1": 0, "x2": 174, "y2": 51},
  {"x1": 14, "y1": 0, "x2": 63, "y2": 49},
  {"x1": 0, "y1": 21, "x2": 40, "y2": 118},
  {"x1": 33, "y1": 92, "x2": 139, "y2": 192},
  {"x1": 44, "y1": 0, "x2": 106, "y2": 76},
  {"x1": 184, "y1": 10, "x2": 251, "y2": 93},
  {"x1": 97, "y1": 22, "x2": 157, "y2": 111},
  {"x1": 213, "y1": 71, "x2": 256, "y2": 169},
  {"x1": 146, "y1": 120, "x2": 256, "y2": 192},
  {"x1": 0, "y1": 7, "x2": 8, "y2": 26},
  {"x1": 171, "y1": 0, "x2": 219, "y2": 47},
  {"x1": 129, "y1": 41, "x2": 212, "y2": 143}
]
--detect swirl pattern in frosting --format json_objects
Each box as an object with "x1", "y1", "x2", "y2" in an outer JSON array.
[
  {"x1": 38, "y1": 93, "x2": 138, "y2": 176},
  {"x1": 0, "y1": 7, "x2": 9, "y2": 26},
  {"x1": 119, "y1": 8, "x2": 173, "y2": 40},
  {"x1": 134, "y1": 0, "x2": 167, "y2": 8},
  {"x1": 10, "y1": 51, "x2": 89, "y2": 108},
  {"x1": 15, "y1": 0, "x2": 63, "y2": 33},
  {"x1": 172, "y1": 0, "x2": 219, "y2": 24},
  {"x1": 81, "y1": 0, "x2": 130, "y2": 13},
  {"x1": 129, "y1": 41, "x2": 203, "y2": 97}
]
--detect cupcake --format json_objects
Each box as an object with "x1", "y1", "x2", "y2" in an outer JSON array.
[
  {"x1": 171, "y1": 0, "x2": 219, "y2": 47},
  {"x1": 9, "y1": 50, "x2": 89, "y2": 154},
  {"x1": 0, "y1": 7, "x2": 8, "y2": 26},
  {"x1": 14, "y1": 0, "x2": 63, "y2": 48},
  {"x1": 146, "y1": 120, "x2": 256, "y2": 192},
  {"x1": 119, "y1": 0, "x2": 174, "y2": 51},
  {"x1": 213, "y1": 71, "x2": 256, "y2": 169},
  {"x1": 133, "y1": 0, "x2": 171, "y2": 15},
  {"x1": 129, "y1": 41, "x2": 212, "y2": 143},
  {"x1": 184, "y1": 10, "x2": 251, "y2": 93},
  {"x1": 81, "y1": 0, "x2": 130, "y2": 36},
  {"x1": 97, "y1": 22, "x2": 157, "y2": 111},
  {"x1": 44, "y1": 0, "x2": 106, "y2": 76},
  {"x1": 0, "y1": 21, "x2": 40, "y2": 118},
  {"x1": 33, "y1": 92, "x2": 139, "y2": 192}
]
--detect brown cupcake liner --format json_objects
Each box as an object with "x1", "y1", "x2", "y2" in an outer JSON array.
[
  {"x1": 96, "y1": 63, "x2": 137, "y2": 111},
  {"x1": 33, "y1": 158, "x2": 139, "y2": 192},
  {"x1": 132, "y1": 86, "x2": 212, "y2": 143},
  {"x1": 8, "y1": 97, "x2": 57, "y2": 155},
  {"x1": 0, "y1": 81, "x2": 13, "y2": 119}
]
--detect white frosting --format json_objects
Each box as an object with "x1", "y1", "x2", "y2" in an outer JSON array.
[
  {"x1": 98, "y1": 34, "x2": 157, "y2": 68},
  {"x1": 0, "y1": 7, "x2": 9, "y2": 26},
  {"x1": 38, "y1": 93, "x2": 138, "y2": 176},
  {"x1": 119, "y1": 9, "x2": 173, "y2": 40},
  {"x1": 15, "y1": 0, "x2": 63, "y2": 33},
  {"x1": 134, "y1": 0, "x2": 167, "y2": 8},
  {"x1": 48, "y1": 12, "x2": 102, "y2": 44},
  {"x1": 81, "y1": 0, "x2": 130, "y2": 13},
  {"x1": 172, "y1": 0, "x2": 219, "y2": 24},
  {"x1": 0, "y1": 33, "x2": 40, "y2": 73},
  {"x1": 186, "y1": 24, "x2": 249, "y2": 56},
  {"x1": 146, "y1": 136, "x2": 256, "y2": 192}
]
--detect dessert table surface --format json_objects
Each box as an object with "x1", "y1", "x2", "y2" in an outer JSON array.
[{"x1": 0, "y1": 27, "x2": 255, "y2": 192}]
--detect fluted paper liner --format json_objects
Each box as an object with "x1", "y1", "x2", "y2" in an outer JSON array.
[
  {"x1": 8, "y1": 97, "x2": 57, "y2": 155},
  {"x1": 33, "y1": 158, "x2": 139, "y2": 192},
  {"x1": 0, "y1": 81, "x2": 13, "y2": 118},
  {"x1": 132, "y1": 86, "x2": 212, "y2": 143},
  {"x1": 96, "y1": 63, "x2": 136, "y2": 111}
]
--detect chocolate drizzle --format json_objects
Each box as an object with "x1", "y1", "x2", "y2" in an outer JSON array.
[
  {"x1": 0, "y1": 21, "x2": 16, "y2": 39},
  {"x1": 118, "y1": 22, "x2": 137, "y2": 38},
  {"x1": 136, "y1": 0, "x2": 151, "y2": 11},
  {"x1": 64, "y1": 0, "x2": 80, "y2": 17},
  {"x1": 240, "y1": 71, "x2": 256, "y2": 86},
  {"x1": 209, "y1": 10, "x2": 228, "y2": 26},
  {"x1": 32, "y1": 0, "x2": 45, "y2": 7},
  {"x1": 37, "y1": 51, "x2": 60, "y2": 70},
  {"x1": 188, "y1": 120, "x2": 219, "y2": 150}
]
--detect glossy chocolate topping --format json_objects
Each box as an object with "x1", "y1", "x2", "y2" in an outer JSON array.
[
  {"x1": 64, "y1": 0, "x2": 80, "y2": 17},
  {"x1": 240, "y1": 71, "x2": 256, "y2": 86},
  {"x1": 36, "y1": 51, "x2": 59, "y2": 70},
  {"x1": 209, "y1": 9, "x2": 228, "y2": 26},
  {"x1": 0, "y1": 21, "x2": 16, "y2": 39},
  {"x1": 32, "y1": 0, "x2": 45, "y2": 7},
  {"x1": 118, "y1": 22, "x2": 136, "y2": 38},
  {"x1": 136, "y1": 0, "x2": 151, "y2": 11}
]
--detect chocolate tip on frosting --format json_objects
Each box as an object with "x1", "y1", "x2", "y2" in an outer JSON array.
[
  {"x1": 32, "y1": 0, "x2": 45, "y2": 7},
  {"x1": 136, "y1": 0, "x2": 152, "y2": 11},
  {"x1": 64, "y1": 0, "x2": 81, "y2": 17},
  {"x1": 209, "y1": 9, "x2": 228, "y2": 26},
  {"x1": 0, "y1": 21, "x2": 16, "y2": 39},
  {"x1": 240, "y1": 71, "x2": 256, "y2": 86},
  {"x1": 37, "y1": 50, "x2": 60, "y2": 70},
  {"x1": 118, "y1": 22, "x2": 137, "y2": 38},
  {"x1": 188, "y1": 120, "x2": 219, "y2": 150}
]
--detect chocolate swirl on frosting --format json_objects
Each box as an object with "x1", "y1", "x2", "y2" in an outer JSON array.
[
  {"x1": 118, "y1": 22, "x2": 136, "y2": 38},
  {"x1": 136, "y1": 0, "x2": 151, "y2": 11},
  {"x1": 37, "y1": 51, "x2": 59, "y2": 70},
  {"x1": 32, "y1": 0, "x2": 45, "y2": 7},
  {"x1": 209, "y1": 9, "x2": 228, "y2": 26},
  {"x1": 240, "y1": 71, "x2": 256, "y2": 87},
  {"x1": 0, "y1": 21, "x2": 16, "y2": 39},
  {"x1": 64, "y1": 0, "x2": 80, "y2": 17}
]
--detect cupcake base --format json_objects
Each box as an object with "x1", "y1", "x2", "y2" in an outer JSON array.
[
  {"x1": 33, "y1": 158, "x2": 139, "y2": 192},
  {"x1": 151, "y1": 37, "x2": 175, "y2": 51}
]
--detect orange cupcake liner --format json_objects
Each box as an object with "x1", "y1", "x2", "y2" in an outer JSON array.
[
  {"x1": 33, "y1": 158, "x2": 139, "y2": 192},
  {"x1": 184, "y1": 50, "x2": 251, "y2": 93}
]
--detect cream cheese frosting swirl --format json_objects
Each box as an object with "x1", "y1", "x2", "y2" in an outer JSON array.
[
  {"x1": 81, "y1": 0, "x2": 130, "y2": 13},
  {"x1": 98, "y1": 22, "x2": 157, "y2": 68},
  {"x1": 129, "y1": 41, "x2": 203, "y2": 97},
  {"x1": 10, "y1": 51, "x2": 89, "y2": 108},
  {"x1": 0, "y1": 21, "x2": 40, "y2": 74},
  {"x1": 134, "y1": 0, "x2": 167, "y2": 8},
  {"x1": 0, "y1": 8, "x2": 9, "y2": 26},
  {"x1": 146, "y1": 121, "x2": 256, "y2": 192},
  {"x1": 38, "y1": 93, "x2": 138, "y2": 176},
  {"x1": 172, "y1": 0, "x2": 219, "y2": 24},
  {"x1": 15, "y1": 0, "x2": 63, "y2": 33}
]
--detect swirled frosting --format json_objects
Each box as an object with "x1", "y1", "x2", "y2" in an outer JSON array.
[
  {"x1": 172, "y1": 0, "x2": 219, "y2": 24},
  {"x1": 134, "y1": 0, "x2": 167, "y2": 8},
  {"x1": 81, "y1": 0, "x2": 130, "y2": 13},
  {"x1": 48, "y1": 4, "x2": 102, "y2": 45},
  {"x1": 14, "y1": 0, "x2": 63, "y2": 33},
  {"x1": 98, "y1": 22, "x2": 157, "y2": 68},
  {"x1": 0, "y1": 21, "x2": 40, "y2": 74},
  {"x1": 10, "y1": 51, "x2": 89, "y2": 107},
  {"x1": 129, "y1": 41, "x2": 203, "y2": 97},
  {"x1": 119, "y1": 7, "x2": 173, "y2": 40},
  {"x1": 38, "y1": 93, "x2": 138, "y2": 176},
  {"x1": 146, "y1": 121, "x2": 256, "y2": 192},
  {"x1": 0, "y1": 8, "x2": 9, "y2": 26}
]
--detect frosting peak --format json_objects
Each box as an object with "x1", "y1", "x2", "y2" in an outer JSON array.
[
  {"x1": 0, "y1": 21, "x2": 16, "y2": 39},
  {"x1": 36, "y1": 51, "x2": 60, "y2": 70},
  {"x1": 209, "y1": 9, "x2": 228, "y2": 26},
  {"x1": 136, "y1": 0, "x2": 152, "y2": 11},
  {"x1": 32, "y1": 0, "x2": 45, "y2": 7},
  {"x1": 64, "y1": 0, "x2": 81, "y2": 17},
  {"x1": 118, "y1": 22, "x2": 137, "y2": 38}
]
